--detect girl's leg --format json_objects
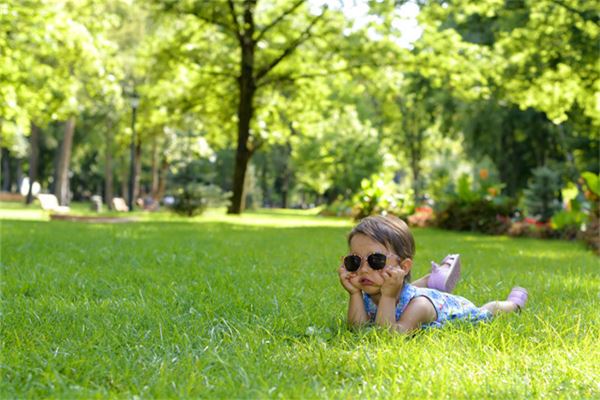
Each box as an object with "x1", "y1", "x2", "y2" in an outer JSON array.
[
  {"x1": 413, "y1": 254, "x2": 461, "y2": 292},
  {"x1": 481, "y1": 287, "x2": 528, "y2": 315},
  {"x1": 480, "y1": 300, "x2": 519, "y2": 315},
  {"x1": 412, "y1": 274, "x2": 430, "y2": 288}
]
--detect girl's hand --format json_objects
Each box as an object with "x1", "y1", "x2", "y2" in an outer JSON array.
[
  {"x1": 379, "y1": 265, "x2": 406, "y2": 299},
  {"x1": 338, "y1": 265, "x2": 361, "y2": 295}
]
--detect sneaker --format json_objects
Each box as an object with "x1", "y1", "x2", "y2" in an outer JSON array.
[
  {"x1": 507, "y1": 287, "x2": 528, "y2": 310},
  {"x1": 427, "y1": 254, "x2": 461, "y2": 293}
]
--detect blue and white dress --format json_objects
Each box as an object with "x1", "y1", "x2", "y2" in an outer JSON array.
[{"x1": 363, "y1": 283, "x2": 492, "y2": 328}]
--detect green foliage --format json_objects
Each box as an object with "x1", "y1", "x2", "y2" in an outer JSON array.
[
  {"x1": 582, "y1": 172, "x2": 599, "y2": 197},
  {"x1": 351, "y1": 175, "x2": 414, "y2": 220},
  {"x1": 292, "y1": 106, "x2": 384, "y2": 200},
  {"x1": 523, "y1": 166, "x2": 563, "y2": 222},
  {"x1": 171, "y1": 184, "x2": 231, "y2": 217},
  {"x1": 551, "y1": 210, "x2": 585, "y2": 236},
  {"x1": 455, "y1": 174, "x2": 480, "y2": 203},
  {"x1": 436, "y1": 198, "x2": 515, "y2": 235},
  {"x1": 436, "y1": 159, "x2": 514, "y2": 234}
]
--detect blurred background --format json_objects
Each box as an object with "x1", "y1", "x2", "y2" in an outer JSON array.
[{"x1": 1, "y1": 0, "x2": 598, "y2": 245}]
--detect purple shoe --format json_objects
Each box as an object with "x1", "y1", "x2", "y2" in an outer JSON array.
[
  {"x1": 507, "y1": 287, "x2": 528, "y2": 310},
  {"x1": 427, "y1": 254, "x2": 461, "y2": 293}
]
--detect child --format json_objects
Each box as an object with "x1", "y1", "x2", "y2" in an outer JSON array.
[{"x1": 337, "y1": 215, "x2": 528, "y2": 333}]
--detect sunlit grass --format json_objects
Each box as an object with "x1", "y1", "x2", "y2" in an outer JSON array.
[
  {"x1": 1, "y1": 210, "x2": 598, "y2": 398},
  {"x1": 0, "y1": 202, "x2": 346, "y2": 227}
]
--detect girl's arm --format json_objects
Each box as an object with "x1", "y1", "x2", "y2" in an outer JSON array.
[
  {"x1": 338, "y1": 265, "x2": 369, "y2": 326},
  {"x1": 377, "y1": 296, "x2": 436, "y2": 334},
  {"x1": 347, "y1": 291, "x2": 369, "y2": 327}
]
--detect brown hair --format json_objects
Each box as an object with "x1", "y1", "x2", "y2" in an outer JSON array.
[{"x1": 348, "y1": 215, "x2": 415, "y2": 281}]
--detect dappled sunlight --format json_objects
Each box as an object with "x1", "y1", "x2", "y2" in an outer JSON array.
[
  {"x1": 0, "y1": 207, "x2": 48, "y2": 221},
  {"x1": 0, "y1": 204, "x2": 351, "y2": 228}
]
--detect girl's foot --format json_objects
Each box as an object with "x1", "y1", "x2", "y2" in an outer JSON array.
[
  {"x1": 507, "y1": 287, "x2": 528, "y2": 311},
  {"x1": 427, "y1": 254, "x2": 461, "y2": 293}
]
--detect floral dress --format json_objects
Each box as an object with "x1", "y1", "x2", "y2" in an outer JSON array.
[{"x1": 363, "y1": 283, "x2": 492, "y2": 328}]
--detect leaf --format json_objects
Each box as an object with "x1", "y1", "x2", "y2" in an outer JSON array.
[{"x1": 581, "y1": 172, "x2": 599, "y2": 196}]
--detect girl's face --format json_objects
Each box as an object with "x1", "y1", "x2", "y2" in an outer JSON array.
[{"x1": 347, "y1": 233, "x2": 401, "y2": 296}]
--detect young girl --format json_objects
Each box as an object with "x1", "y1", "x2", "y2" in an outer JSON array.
[{"x1": 338, "y1": 215, "x2": 528, "y2": 333}]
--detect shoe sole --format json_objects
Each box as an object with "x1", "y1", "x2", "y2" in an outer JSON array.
[{"x1": 442, "y1": 254, "x2": 461, "y2": 292}]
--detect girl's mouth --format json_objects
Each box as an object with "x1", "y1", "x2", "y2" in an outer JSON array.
[{"x1": 360, "y1": 278, "x2": 374, "y2": 286}]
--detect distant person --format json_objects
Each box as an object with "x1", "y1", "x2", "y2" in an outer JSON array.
[{"x1": 338, "y1": 215, "x2": 528, "y2": 333}]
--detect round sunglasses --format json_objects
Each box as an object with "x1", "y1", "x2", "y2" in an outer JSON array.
[{"x1": 342, "y1": 252, "x2": 401, "y2": 272}]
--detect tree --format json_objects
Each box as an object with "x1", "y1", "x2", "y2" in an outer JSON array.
[
  {"x1": 155, "y1": 0, "x2": 363, "y2": 213},
  {"x1": 388, "y1": 0, "x2": 600, "y2": 193},
  {"x1": 2, "y1": 0, "x2": 124, "y2": 205}
]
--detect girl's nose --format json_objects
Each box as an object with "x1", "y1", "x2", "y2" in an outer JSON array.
[{"x1": 358, "y1": 262, "x2": 373, "y2": 274}]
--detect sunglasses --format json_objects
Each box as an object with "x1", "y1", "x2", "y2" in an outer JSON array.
[{"x1": 342, "y1": 252, "x2": 401, "y2": 272}]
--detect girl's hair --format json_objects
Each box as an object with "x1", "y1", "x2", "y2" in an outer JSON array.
[{"x1": 348, "y1": 215, "x2": 415, "y2": 282}]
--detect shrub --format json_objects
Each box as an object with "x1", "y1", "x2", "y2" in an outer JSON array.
[
  {"x1": 171, "y1": 184, "x2": 231, "y2": 217},
  {"x1": 318, "y1": 197, "x2": 353, "y2": 217},
  {"x1": 523, "y1": 166, "x2": 562, "y2": 222},
  {"x1": 351, "y1": 176, "x2": 414, "y2": 221},
  {"x1": 407, "y1": 206, "x2": 435, "y2": 227},
  {"x1": 551, "y1": 210, "x2": 585, "y2": 240},
  {"x1": 508, "y1": 218, "x2": 556, "y2": 239},
  {"x1": 579, "y1": 172, "x2": 600, "y2": 254},
  {"x1": 579, "y1": 215, "x2": 600, "y2": 255},
  {"x1": 436, "y1": 198, "x2": 515, "y2": 234}
]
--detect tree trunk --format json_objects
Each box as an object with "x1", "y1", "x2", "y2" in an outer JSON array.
[
  {"x1": 281, "y1": 144, "x2": 291, "y2": 209},
  {"x1": 121, "y1": 162, "x2": 128, "y2": 201},
  {"x1": 2, "y1": 147, "x2": 11, "y2": 192},
  {"x1": 15, "y1": 159, "x2": 23, "y2": 193},
  {"x1": 280, "y1": 125, "x2": 295, "y2": 209},
  {"x1": 54, "y1": 118, "x2": 75, "y2": 206},
  {"x1": 228, "y1": 8, "x2": 256, "y2": 215},
  {"x1": 134, "y1": 138, "x2": 142, "y2": 200},
  {"x1": 260, "y1": 156, "x2": 270, "y2": 207},
  {"x1": 156, "y1": 157, "x2": 168, "y2": 201},
  {"x1": 104, "y1": 123, "x2": 114, "y2": 210},
  {"x1": 26, "y1": 122, "x2": 40, "y2": 204},
  {"x1": 151, "y1": 136, "x2": 159, "y2": 199}
]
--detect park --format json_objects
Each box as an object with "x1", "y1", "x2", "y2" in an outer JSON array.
[{"x1": 1, "y1": 0, "x2": 599, "y2": 398}]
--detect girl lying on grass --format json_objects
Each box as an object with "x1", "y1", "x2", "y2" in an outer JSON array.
[{"x1": 338, "y1": 215, "x2": 528, "y2": 333}]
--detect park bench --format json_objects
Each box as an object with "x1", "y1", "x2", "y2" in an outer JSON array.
[
  {"x1": 111, "y1": 197, "x2": 129, "y2": 212},
  {"x1": 37, "y1": 194, "x2": 70, "y2": 213}
]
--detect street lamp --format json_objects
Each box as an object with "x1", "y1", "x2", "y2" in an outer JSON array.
[{"x1": 128, "y1": 91, "x2": 140, "y2": 212}]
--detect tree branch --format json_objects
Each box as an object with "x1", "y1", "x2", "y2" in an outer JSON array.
[
  {"x1": 227, "y1": 0, "x2": 243, "y2": 42},
  {"x1": 254, "y1": 0, "x2": 305, "y2": 44},
  {"x1": 255, "y1": 7, "x2": 327, "y2": 83},
  {"x1": 256, "y1": 62, "x2": 400, "y2": 88},
  {"x1": 194, "y1": 14, "x2": 237, "y2": 37},
  {"x1": 549, "y1": 0, "x2": 600, "y2": 26}
]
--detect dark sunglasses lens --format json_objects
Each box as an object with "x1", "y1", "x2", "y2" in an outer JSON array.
[
  {"x1": 344, "y1": 255, "x2": 362, "y2": 272},
  {"x1": 367, "y1": 253, "x2": 387, "y2": 270}
]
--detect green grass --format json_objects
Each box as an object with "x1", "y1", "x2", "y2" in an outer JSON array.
[{"x1": 1, "y1": 207, "x2": 599, "y2": 398}]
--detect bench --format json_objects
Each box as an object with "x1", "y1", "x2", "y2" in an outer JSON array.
[
  {"x1": 111, "y1": 197, "x2": 129, "y2": 212},
  {"x1": 37, "y1": 194, "x2": 70, "y2": 213}
]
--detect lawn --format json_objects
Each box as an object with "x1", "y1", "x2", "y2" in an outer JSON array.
[{"x1": 1, "y1": 206, "x2": 599, "y2": 398}]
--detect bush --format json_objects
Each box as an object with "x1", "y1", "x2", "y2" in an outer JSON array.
[
  {"x1": 523, "y1": 166, "x2": 562, "y2": 222},
  {"x1": 318, "y1": 197, "x2": 353, "y2": 217},
  {"x1": 171, "y1": 184, "x2": 231, "y2": 217},
  {"x1": 436, "y1": 198, "x2": 515, "y2": 234},
  {"x1": 550, "y1": 210, "x2": 585, "y2": 240},
  {"x1": 508, "y1": 219, "x2": 556, "y2": 239},
  {"x1": 351, "y1": 176, "x2": 414, "y2": 221},
  {"x1": 579, "y1": 214, "x2": 600, "y2": 255},
  {"x1": 407, "y1": 206, "x2": 435, "y2": 228},
  {"x1": 579, "y1": 172, "x2": 600, "y2": 254}
]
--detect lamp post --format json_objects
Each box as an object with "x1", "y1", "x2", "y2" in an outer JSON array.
[{"x1": 128, "y1": 91, "x2": 140, "y2": 212}]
